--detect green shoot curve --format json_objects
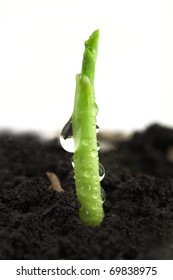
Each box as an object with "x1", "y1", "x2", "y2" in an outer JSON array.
[{"x1": 72, "y1": 30, "x2": 105, "y2": 227}]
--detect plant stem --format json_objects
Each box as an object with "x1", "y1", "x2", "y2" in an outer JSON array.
[{"x1": 72, "y1": 30, "x2": 104, "y2": 227}]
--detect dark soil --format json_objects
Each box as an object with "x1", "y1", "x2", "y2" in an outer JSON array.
[{"x1": 0, "y1": 123, "x2": 173, "y2": 260}]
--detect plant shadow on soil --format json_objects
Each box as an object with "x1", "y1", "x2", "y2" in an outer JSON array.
[{"x1": 0, "y1": 123, "x2": 173, "y2": 259}]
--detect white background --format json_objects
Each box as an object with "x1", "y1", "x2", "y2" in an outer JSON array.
[{"x1": 0, "y1": 0, "x2": 173, "y2": 136}]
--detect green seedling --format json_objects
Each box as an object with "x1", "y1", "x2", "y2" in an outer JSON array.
[{"x1": 60, "y1": 30, "x2": 105, "y2": 227}]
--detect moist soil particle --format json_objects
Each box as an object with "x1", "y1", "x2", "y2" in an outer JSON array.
[{"x1": 0, "y1": 123, "x2": 173, "y2": 260}]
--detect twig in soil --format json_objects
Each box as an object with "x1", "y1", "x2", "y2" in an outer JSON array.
[{"x1": 46, "y1": 172, "x2": 64, "y2": 193}]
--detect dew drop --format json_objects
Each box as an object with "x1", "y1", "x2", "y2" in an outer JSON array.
[
  {"x1": 60, "y1": 117, "x2": 74, "y2": 153},
  {"x1": 83, "y1": 170, "x2": 90, "y2": 178},
  {"x1": 94, "y1": 103, "x2": 98, "y2": 115},
  {"x1": 91, "y1": 150, "x2": 97, "y2": 158},
  {"x1": 92, "y1": 188, "x2": 106, "y2": 203},
  {"x1": 92, "y1": 103, "x2": 98, "y2": 116},
  {"x1": 82, "y1": 139, "x2": 89, "y2": 147},
  {"x1": 101, "y1": 187, "x2": 106, "y2": 203},
  {"x1": 99, "y1": 163, "x2": 105, "y2": 181},
  {"x1": 96, "y1": 125, "x2": 99, "y2": 133},
  {"x1": 97, "y1": 142, "x2": 100, "y2": 151}
]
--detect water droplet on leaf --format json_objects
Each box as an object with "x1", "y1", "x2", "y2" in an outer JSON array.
[
  {"x1": 60, "y1": 117, "x2": 74, "y2": 153},
  {"x1": 91, "y1": 150, "x2": 97, "y2": 158},
  {"x1": 97, "y1": 142, "x2": 100, "y2": 151},
  {"x1": 82, "y1": 139, "x2": 89, "y2": 146},
  {"x1": 94, "y1": 103, "x2": 98, "y2": 115},
  {"x1": 99, "y1": 163, "x2": 105, "y2": 181},
  {"x1": 96, "y1": 124, "x2": 99, "y2": 133},
  {"x1": 101, "y1": 187, "x2": 106, "y2": 203},
  {"x1": 83, "y1": 170, "x2": 90, "y2": 178}
]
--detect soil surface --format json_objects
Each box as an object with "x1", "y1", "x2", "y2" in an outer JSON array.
[{"x1": 0, "y1": 123, "x2": 173, "y2": 260}]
